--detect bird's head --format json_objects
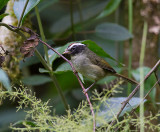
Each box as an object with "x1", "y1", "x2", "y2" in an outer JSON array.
[{"x1": 63, "y1": 42, "x2": 86, "y2": 56}]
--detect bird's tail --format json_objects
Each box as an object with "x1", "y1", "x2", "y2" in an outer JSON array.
[{"x1": 115, "y1": 73, "x2": 139, "y2": 85}]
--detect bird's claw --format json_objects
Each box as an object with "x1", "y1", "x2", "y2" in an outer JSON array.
[
  {"x1": 73, "y1": 69, "x2": 77, "y2": 74},
  {"x1": 83, "y1": 88, "x2": 89, "y2": 94}
]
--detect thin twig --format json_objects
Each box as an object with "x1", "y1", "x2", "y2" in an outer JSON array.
[
  {"x1": 38, "y1": 39, "x2": 96, "y2": 132},
  {"x1": 0, "y1": 22, "x2": 96, "y2": 131},
  {"x1": 154, "y1": 71, "x2": 160, "y2": 102},
  {"x1": 0, "y1": 22, "x2": 69, "y2": 110},
  {"x1": 131, "y1": 79, "x2": 160, "y2": 114},
  {"x1": 115, "y1": 79, "x2": 160, "y2": 131},
  {"x1": 0, "y1": 22, "x2": 18, "y2": 32},
  {"x1": 35, "y1": 6, "x2": 69, "y2": 110},
  {"x1": 0, "y1": 23, "x2": 26, "y2": 39},
  {"x1": 154, "y1": 71, "x2": 160, "y2": 87},
  {"x1": 35, "y1": 6, "x2": 50, "y2": 65},
  {"x1": 110, "y1": 59, "x2": 160, "y2": 126}
]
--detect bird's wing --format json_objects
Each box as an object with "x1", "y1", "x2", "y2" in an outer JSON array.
[{"x1": 87, "y1": 49, "x2": 116, "y2": 73}]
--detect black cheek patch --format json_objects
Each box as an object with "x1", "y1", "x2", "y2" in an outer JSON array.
[{"x1": 71, "y1": 45, "x2": 85, "y2": 55}]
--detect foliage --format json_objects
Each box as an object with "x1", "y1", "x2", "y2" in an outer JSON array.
[
  {"x1": 0, "y1": 0, "x2": 9, "y2": 11},
  {"x1": 0, "y1": 84, "x2": 160, "y2": 131},
  {"x1": 0, "y1": 0, "x2": 159, "y2": 131},
  {"x1": 132, "y1": 67, "x2": 157, "y2": 102},
  {"x1": 0, "y1": 13, "x2": 8, "y2": 20},
  {"x1": 95, "y1": 23, "x2": 133, "y2": 41},
  {"x1": 0, "y1": 69, "x2": 11, "y2": 91},
  {"x1": 13, "y1": 0, "x2": 41, "y2": 23},
  {"x1": 97, "y1": 0, "x2": 122, "y2": 18}
]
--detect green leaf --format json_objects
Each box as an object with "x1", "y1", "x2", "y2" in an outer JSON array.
[
  {"x1": 51, "y1": 1, "x2": 108, "y2": 33},
  {"x1": 0, "y1": 109, "x2": 26, "y2": 130},
  {"x1": 0, "y1": 69, "x2": 11, "y2": 91},
  {"x1": 82, "y1": 40, "x2": 123, "y2": 66},
  {"x1": 22, "y1": 75, "x2": 52, "y2": 86},
  {"x1": 132, "y1": 67, "x2": 152, "y2": 81},
  {"x1": 54, "y1": 62, "x2": 72, "y2": 74},
  {"x1": 12, "y1": 120, "x2": 37, "y2": 127},
  {"x1": 35, "y1": 0, "x2": 58, "y2": 15},
  {"x1": 97, "y1": 0, "x2": 122, "y2": 18},
  {"x1": 131, "y1": 67, "x2": 157, "y2": 102},
  {"x1": 47, "y1": 47, "x2": 60, "y2": 66},
  {"x1": 13, "y1": 0, "x2": 41, "y2": 23},
  {"x1": 0, "y1": 13, "x2": 9, "y2": 20},
  {"x1": 82, "y1": 40, "x2": 114, "y2": 58},
  {"x1": 95, "y1": 23, "x2": 133, "y2": 41},
  {"x1": 48, "y1": 41, "x2": 75, "y2": 66},
  {"x1": 78, "y1": 73, "x2": 84, "y2": 84},
  {"x1": 0, "y1": 0, "x2": 9, "y2": 10},
  {"x1": 97, "y1": 97, "x2": 146, "y2": 127},
  {"x1": 39, "y1": 68, "x2": 50, "y2": 73}
]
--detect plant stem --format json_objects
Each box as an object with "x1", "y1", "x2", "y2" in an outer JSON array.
[
  {"x1": 35, "y1": 49, "x2": 69, "y2": 110},
  {"x1": 110, "y1": 59, "x2": 160, "y2": 127},
  {"x1": 0, "y1": 22, "x2": 69, "y2": 110},
  {"x1": 0, "y1": 22, "x2": 94, "y2": 129},
  {"x1": 115, "y1": 7, "x2": 120, "y2": 60},
  {"x1": 35, "y1": 6, "x2": 50, "y2": 65},
  {"x1": 39, "y1": 39, "x2": 96, "y2": 131},
  {"x1": 35, "y1": 50, "x2": 51, "y2": 70},
  {"x1": 49, "y1": 72, "x2": 69, "y2": 110},
  {"x1": 70, "y1": 0, "x2": 76, "y2": 40},
  {"x1": 139, "y1": 21, "x2": 147, "y2": 132},
  {"x1": 0, "y1": 22, "x2": 17, "y2": 31},
  {"x1": 131, "y1": 79, "x2": 159, "y2": 114},
  {"x1": 128, "y1": 0, "x2": 133, "y2": 95},
  {"x1": 17, "y1": 0, "x2": 29, "y2": 28},
  {"x1": 34, "y1": 7, "x2": 69, "y2": 110}
]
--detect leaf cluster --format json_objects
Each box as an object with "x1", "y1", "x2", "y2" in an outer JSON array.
[{"x1": 0, "y1": 82, "x2": 159, "y2": 131}]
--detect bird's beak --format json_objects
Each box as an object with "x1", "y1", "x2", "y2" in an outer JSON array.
[{"x1": 63, "y1": 49, "x2": 71, "y2": 55}]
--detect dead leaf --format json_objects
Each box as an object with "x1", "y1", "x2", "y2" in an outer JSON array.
[
  {"x1": 20, "y1": 35, "x2": 39, "y2": 59},
  {"x1": 20, "y1": 27, "x2": 39, "y2": 59}
]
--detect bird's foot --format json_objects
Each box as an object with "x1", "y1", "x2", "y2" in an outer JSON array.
[
  {"x1": 73, "y1": 69, "x2": 78, "y2": 74},
  {"x1": 83, "y1": 88, "x2": 89, "y2": 94},
  {"x1": 83, "y1": 82, "x2": 96, "y2": 94}
]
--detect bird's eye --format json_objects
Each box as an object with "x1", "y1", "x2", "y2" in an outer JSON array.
[{"x1": 71, "y1": 46, "x2": 76, "y2": 51}]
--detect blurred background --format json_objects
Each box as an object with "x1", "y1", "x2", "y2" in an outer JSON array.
[{"x1": 0, "y1": 0, "x2": 160, "y2": 131}]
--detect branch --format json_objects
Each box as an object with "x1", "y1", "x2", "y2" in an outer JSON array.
[
  {"x1": 115, "y1": 79, "x2": 160, "y2": 132},
  {"x1": 0, "y1": 23, "x2": 96, "y2": 131},
  {"x1": 154, "y1": 71, "x2": 160, "y2": 87},
  {"x1": 38, "y1": 39, "x2": 96, "y2": 132},
  {"x1": 0, "y1": 23, "x2": 69, "y2": 110},
  {"x1": 0, "y1": 22, "x2": 18, "y2": 32},
  {"x1": 110, "y1": 59, "x2": 160, "y2": 126},
  {"x1": 131, "y1": 79, "x2": 160, "y2": 114},
  {"x1": 0, "y1": 22, "x2": 27, "y2": 39}
]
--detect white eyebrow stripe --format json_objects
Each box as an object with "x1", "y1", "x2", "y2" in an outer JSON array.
[{"x1": 68, "y1": 43, "x2": 85, "y2": 49}]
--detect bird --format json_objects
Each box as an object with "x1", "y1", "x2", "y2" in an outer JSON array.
[{"x1": 63, "y1": 42, "x2": 138, "y2": 93}]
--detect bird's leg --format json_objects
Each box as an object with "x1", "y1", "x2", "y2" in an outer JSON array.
[{"x1": 83, "y1": 81, "x2": 96, "y2": 94}]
